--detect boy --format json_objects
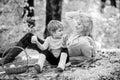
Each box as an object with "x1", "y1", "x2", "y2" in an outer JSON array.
[
  {"x1": 31, "y1": 20, "x2": 69, "y2": 72},
  {"x1": 0, "y1": 20, "x2": 69, "y2": 73}
]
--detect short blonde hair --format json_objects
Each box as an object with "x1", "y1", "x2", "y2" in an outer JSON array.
[{"x1": 47, "y1": 20, "x2": 64, "y2": 34}]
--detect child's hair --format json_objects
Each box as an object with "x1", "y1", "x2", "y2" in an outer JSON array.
[
  {"x1": 78, "y1": 15, "x2": 93, "y2": 37},
  {"x1": 47, "y1": 20, "x2": 64, "y2": 35}
]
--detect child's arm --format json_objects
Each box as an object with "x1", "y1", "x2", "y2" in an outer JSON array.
[
  {"x1": 62, "y1": 34, "x2": 68, "y2": 47},
  {"x1": 31, "y1": 36, "x2": 48, "y2": 50},
  {"x1": 65, "y1": 11, "x2": 81, "y2": 46},
  {"x1": 36, "y1": 40, "x2": 48, "y2": 50},
  {"x1": 65, "y1": 11, "x2": 80, "y2": 19},
  {"x1": 65, "y1": 11, "x2": 79, "y2": 33}
]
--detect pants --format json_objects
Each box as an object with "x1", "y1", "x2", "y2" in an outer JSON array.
[
  {"x1": 42, "y1": 48, "x2": 69, "y2": 65},
  {"x1": 2, "y1": 33, "x2": 69, "y2": 65}
]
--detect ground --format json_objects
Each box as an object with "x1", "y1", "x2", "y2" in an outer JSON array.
[
  {"x1": 0, "y1": 0, "x2": 120, "y2": 80},
  {"x1": 1, "y1": 49, "x2": 120, "y2": 80}
]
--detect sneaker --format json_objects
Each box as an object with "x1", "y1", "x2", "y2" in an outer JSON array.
[
  {"x1": 56, "y1": 67, "x2": 64, "y2": 72},
  {"x1": 34, "y1": 64, "x2": 42, "y2": 73}
]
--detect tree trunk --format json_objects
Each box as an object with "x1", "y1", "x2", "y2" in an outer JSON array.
[{"x1": 44, "y1": 0, "x2": 63, "y2": 38}]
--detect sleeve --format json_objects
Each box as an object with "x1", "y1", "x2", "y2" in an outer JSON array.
[{"x1": 42, "y1": 37, "x2": 49, "y2": 50}]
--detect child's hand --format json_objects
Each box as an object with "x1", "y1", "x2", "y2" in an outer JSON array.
[
  {"x1": 63, "y1": 34, "x2": 68, "y2": 47},
  {"x1": 31, "y1": 36, "x2": 38, "y2": 44}
]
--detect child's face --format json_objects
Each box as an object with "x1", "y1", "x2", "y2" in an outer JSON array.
[
  {"x1": 52, "y1": 28, "x2": 63, "y2": 39},
  {"x1": 75, "y1": 20, "x2": 84, "y2": 34},
  {"x1": 75, "y1": 17, "x2": 91, "y2": 35}
]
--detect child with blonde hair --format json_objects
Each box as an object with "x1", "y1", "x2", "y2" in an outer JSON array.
[{"x1": 65, "y1": 11, "x2": 96, "y2": 61}]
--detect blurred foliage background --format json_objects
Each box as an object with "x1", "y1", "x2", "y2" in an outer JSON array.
[{"x1": 0, "y1": 0, "x2": 120, "y2": 52}]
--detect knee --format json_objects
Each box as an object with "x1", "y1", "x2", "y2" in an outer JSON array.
[
  {"x1": 18, "y1": 33, "x2": 34, "y2": 47},
  {"x1": 22, "y1": 33, "x2": 34, "y2": 41},
  {"x1": 25, "y1": 32, "x2": 34, "y2": 37}
]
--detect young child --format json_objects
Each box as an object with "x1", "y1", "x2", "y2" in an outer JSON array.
[
  {"x1": 31, "y1": 20, "x2": 69, "y2": 73},
  {"x1": 65, "y1": 11, "x2": 96, "y2": 61}
]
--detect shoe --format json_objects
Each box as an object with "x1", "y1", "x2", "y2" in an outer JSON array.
[
  {"x1": 34, "y1": 64, "x2": 42, "y2": 73},
  {"x1": 56, "y1": 67, "x2": 64, "y2": 72}
]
